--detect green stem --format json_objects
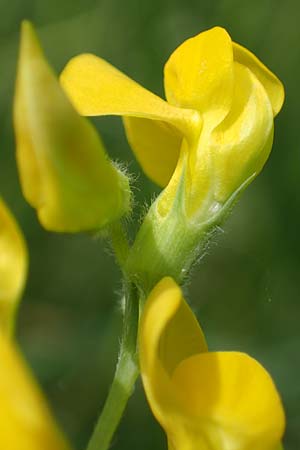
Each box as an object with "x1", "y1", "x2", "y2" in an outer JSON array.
[{"x1": 86, "y1": 282, "x2": 139, "y2": 450}]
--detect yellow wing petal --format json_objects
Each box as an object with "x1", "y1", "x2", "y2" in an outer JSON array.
[
  {"x1": 14, "y1": 21, "x2": 129, "y2": 232},
  {"x1": 123, "y1": 117, "x2": 182, "y2": 187},
  {"x1": 60, "y1": 53, "x2": 201, "y2": 185},
  {"x1": 139, "y1": 277, "x2": 207, "y2": 425},
  {"x1": 0, "y1": 333, "x2": 71, "y2": 450},
  {"x1": 164, "y1": 26, "x2": 234, "y2": 127},
  {"x1": 60, "y1": 53, "x2": 199, "y2": 136},
  {"x1": 233, "y1": 42, "x2": 284, "y2": 116},
  {"x1": 0, "y1": 199, "x2": 27, "y2": 335},
  {"x1": 171, "y1": 351, "x2": 285, "y2": 450}
]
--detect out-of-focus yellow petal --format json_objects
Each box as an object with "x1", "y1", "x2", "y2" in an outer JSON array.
[
  {"x1": 140, "y1": 278, "x2": 285, "y2": 450},
  {"x1": 139, "y1": 277, "x2": 207, "y2": 423},
  {"x1": 0, "y1": 198, "x2": 27, "y2": 335},
  {"x1": 233, "y1": 42, "x2": 284, "y2": 116},
  {"x1": 0, "y1": 332, "x2": 71, "y2": 450},
  {"x1": 164, "y1": 27, "x2": 234, "y2": 127},
  {"x1": 171, "y1": 352, "x2": 285, "y2": 450},
  {"x1": 123, "y1": 117, "x2": 182, "y2": 187},
  {"x1": 14, "y1": 21, "x2": 130, "y2": 232}
]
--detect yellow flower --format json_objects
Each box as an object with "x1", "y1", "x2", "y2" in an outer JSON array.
[
  {"x1": 60, "y1": 26, "x2": 284, "y2": 291},
  {"x1": 139, "y1": 277, "x2": 285, "y2": 450},
  {"x1": 14, "y1": 21, "x2": 130, "y2": 233},
  {"x1": 60, "y1": 27, "x2": 284, "y2": 219},
  {"x1": 0, "y1": 199, "x2": 71, "y2": 449},
  {"x1": 0, "y1": 198, "x2": 27, "y2": 335}
]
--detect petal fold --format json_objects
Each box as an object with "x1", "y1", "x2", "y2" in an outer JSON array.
[
  {"x1": 208, "y1": 61, "x2": 274, "y2": 205},
  {"x1": 0, "y1": 199, "x2": 27, "y2": 335}
]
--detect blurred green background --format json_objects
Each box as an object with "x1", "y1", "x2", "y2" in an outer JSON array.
[{"x1": 0, "y1": 0, "x2": 299, "y2": 448}]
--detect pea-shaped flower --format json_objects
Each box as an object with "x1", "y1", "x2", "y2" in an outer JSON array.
[
  {"x1": 0, "y1": 198, "x2": 27, "y2": 334},
  {"x1": 60, "y1": 27, "x2": 284, "y2": 220},
  {"x1": 14, "y1": 21, "x2": 130, "y2": 232},
  {"x1": 139, "y1": 277, "x2": 285, "y2": 450},
  {"x1": 60, "y1": 27, "x2": 284, "y2": 290}
]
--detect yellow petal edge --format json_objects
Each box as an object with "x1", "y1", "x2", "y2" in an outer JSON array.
[{"x1": 233, "y1": 42, "x2": 284, "y2": 116}]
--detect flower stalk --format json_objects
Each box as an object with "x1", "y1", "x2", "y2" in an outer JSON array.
[{"x1": 86, "y1": 281, "x2": 139, "y2": 450}]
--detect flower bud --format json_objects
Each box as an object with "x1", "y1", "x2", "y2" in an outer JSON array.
[{"x1": 14, "y1": 21, "x2": 130, "y2": 232}]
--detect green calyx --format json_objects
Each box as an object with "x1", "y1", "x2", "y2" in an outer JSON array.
[{"x1": 125, "y1": 165, "x2": 256, "y2": 295}]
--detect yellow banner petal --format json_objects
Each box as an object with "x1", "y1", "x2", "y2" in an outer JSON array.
[
  {"x1": 164, "y1": 27, "x2": 234, "y2": 127},
  {"x1": 0, "y1": 333, "x2": 71, "y2": 450},
  {"x1": 233, "y1": 42, "x2": 284, "y2": 116},
  {"x1": 0, "y1": 199, "x2": 27, "y2": 335},
  {"x1": 14, "y1": 21, "x2": 130, "y2": 232}
]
